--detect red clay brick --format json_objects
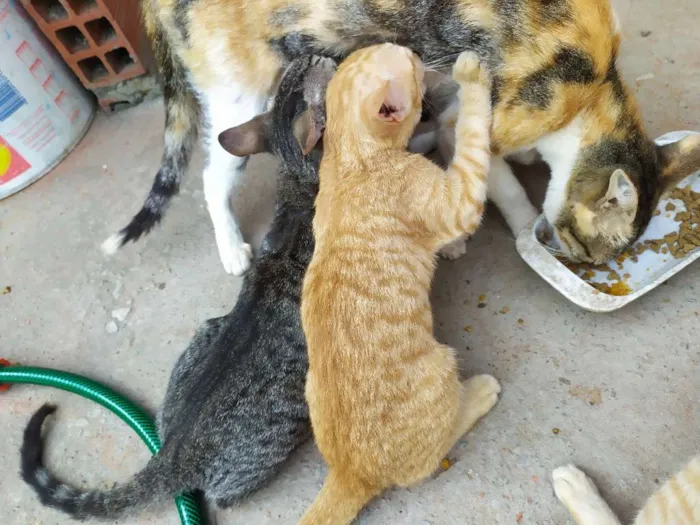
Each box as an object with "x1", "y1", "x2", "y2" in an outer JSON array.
[{"x1": 20, "y1": 0, "x2": 146, "y2": 89}]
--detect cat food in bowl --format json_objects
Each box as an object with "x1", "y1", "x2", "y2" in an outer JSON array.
[{"x1": 516, "y1": 131, "x2": 700, "y2": 312}]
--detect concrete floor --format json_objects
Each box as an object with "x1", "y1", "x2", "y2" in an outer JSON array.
[{"x1": 2, "y1": 2, "x2": 699, "y2": 524}]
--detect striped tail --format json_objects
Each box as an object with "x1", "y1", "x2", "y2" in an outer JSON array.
[
  {"x1": 21, "y1": 404, "x2": 175, "y2": 521},
  {"x1": 102, "y1": 5, "x2": 199, "y2": 254}
]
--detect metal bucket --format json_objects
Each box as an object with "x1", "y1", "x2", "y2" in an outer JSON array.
[{"x1": 0, "y1": 0, "x2": 95, "y2": 200}]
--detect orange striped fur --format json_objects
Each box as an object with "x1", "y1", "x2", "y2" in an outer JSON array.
[
  {"x1": 553, "y1": 456, "x2": 700, "y2": 525},
  {"x1": 299, "y1": 46, "x2": 501, "y2": 525}
]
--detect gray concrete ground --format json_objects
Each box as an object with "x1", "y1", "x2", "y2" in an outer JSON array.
[{"x1": 2, "y1": 1, "x2": 699, "y2": 524}]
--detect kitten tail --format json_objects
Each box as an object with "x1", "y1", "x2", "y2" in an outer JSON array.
[
  {"x1": 21, "y1": 404, "x2": 176, "y2": 520},
  {"x1": 298, "y1": 470, "x2": 378, "y2": 525},
  {"x1": 102, "y1": 6, "x2": 199, "y2": 252}
]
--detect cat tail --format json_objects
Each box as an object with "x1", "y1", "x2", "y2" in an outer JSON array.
[
  {"x1": 21, "y1": 404, "x2": 177, "y2": 520},
  {"x1": 298, "y1": 470, "x2": 379, "y2": 525},
  {"x1": 102, "y1": 4, "x2": 199, "y2": 255}
]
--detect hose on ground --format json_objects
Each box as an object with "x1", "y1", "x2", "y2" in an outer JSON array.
[{"x1": 0, "y1": 361, "x2": 204, "y2": 525}]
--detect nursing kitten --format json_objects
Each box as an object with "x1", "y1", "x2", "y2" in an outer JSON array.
[
  {"x1": 553, "y1": 457, "x2": 700, "y2": 524},
  {"x1": 102, "y1": 0, "x2": 700, "y2": 273},
  {"x1": 19, "y1": 55, "x2": 335, "y2": 521},
  {"x1": 299, "y1": 45, "x2": 501, "y2": 525}
]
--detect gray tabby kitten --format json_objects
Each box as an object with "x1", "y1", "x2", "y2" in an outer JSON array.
[{"x1": 19, "y1": 55, "x2": 336, "y2": 521}]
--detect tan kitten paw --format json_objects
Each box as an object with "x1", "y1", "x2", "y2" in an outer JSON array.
[
  {"x1": 452, "y1": 51, "x2": 489, "y2": 87},
  {"x1": 462, "y1": 374, "x2": 501, "y2": 416}
]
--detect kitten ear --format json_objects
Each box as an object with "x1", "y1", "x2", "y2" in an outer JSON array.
[
  {"x1": 293, "y1": 109, "x2": 323, "y2": 155},
  {"x1": 303, "y1": 57, "x2": 336, "y2": 107},
  {"x1": 656, "y1": 133, "x2": 700, "y2": 194},
  {"x1": 374, "y1": 80, "x2": 409, "y2": 123},
  {"x1": 218, "y1": 114, "x2": 269, "y2": 157},
  {"x1": 600, "y1": 168, "x2": 638, "y2": 212}
]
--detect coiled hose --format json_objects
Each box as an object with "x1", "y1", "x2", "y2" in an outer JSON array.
[{"x1": 0, "y1": 360, "x2": 204, "y2": 525}]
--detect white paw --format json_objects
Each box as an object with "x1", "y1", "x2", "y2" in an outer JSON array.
[
  {"x1": 217, "y1": 239, "x2": 253, "y2": 276},
  {"x1": 463, "y1": 375, "x2": 501, "y2": 416},
  {"x1": 553, "y1": 465, "x2": 600, "y2": 505},
  {"x1": 552, "y1": 465, "x2": 620, "y2": 524},
  {"x1": 439, "y1": 237, "x2": 468, "y2": 260}
]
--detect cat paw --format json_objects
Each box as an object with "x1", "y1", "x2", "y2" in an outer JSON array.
[
  {"x1": 552, "y1": 466, "x2": 620, "y2": 523},
  {"x1": 452, "y1": 52, "x2": 490, "y2": 87},
  {"x1": 217, "y1": 239, "x2": 253, "y2": 276},
  {"x1": 439, "y1": 237, "x2": 468, "y2": 260},
  {"x1": 462, "y1": 374, "x2": 501, "y2": 417},
  {"x1": 553, "y1": 465, "x2": 600, "y2": 504}
]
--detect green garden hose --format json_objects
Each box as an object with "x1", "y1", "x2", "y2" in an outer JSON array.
[{"x1": 0, "y1": 361, "x2": 204, "y2": 525}]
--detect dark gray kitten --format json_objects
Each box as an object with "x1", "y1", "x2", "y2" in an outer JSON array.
[{"x1": 19, "y1": 55, "x2": 336, "y2": 521}]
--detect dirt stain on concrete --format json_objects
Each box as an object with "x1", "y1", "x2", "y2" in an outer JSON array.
[{"x1": 568, "y1": 385, "x2": 603, "y2": 406}]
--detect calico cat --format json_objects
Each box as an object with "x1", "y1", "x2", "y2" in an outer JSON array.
[
  {"x1": 19, "y1": 55, "x2": 335, "y2": 521},
  {"x1": 553, "y1": 457, "x2": 700, "y2": 524},
  {"x1": 299, "y1": 46, "x2": 501, "y2": 525},
  {"x1": 102, "y1": 0, "x2": 700, "y2": 272}
]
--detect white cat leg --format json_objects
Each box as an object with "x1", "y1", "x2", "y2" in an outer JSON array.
[
  {"x1": 200, "y1": 86, "x2": 267, "y2": 275},
  {"x1": 487, "y1": 156, "x2": 539, "y2": 234},
  {"x1": 553, "y1": 465, "x2": 622, "y2": 525}
]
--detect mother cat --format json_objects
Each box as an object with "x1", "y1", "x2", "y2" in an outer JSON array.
[{"x1": 106, "y1": 0, "x2": 700, "y2": 272}]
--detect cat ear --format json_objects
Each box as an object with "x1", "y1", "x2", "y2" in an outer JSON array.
[
  {"x1": 293, "y1": 108, "x2": 323, "y2": 155},
  {"x1": 656, "y1": 134, "x2": 700, "y2": 194},
  {"x1": 218, "y1": 114, "x2": 269, "y2": 157},
  {"x1": 374, "y1": 80, "x2": 409, "y2": 123},
  {"x1": 599, "y1": 168, "x2": 638, "y2": 212},
  {"x1": 303, "y1": 57, "x2": 336, "y2": 107}
]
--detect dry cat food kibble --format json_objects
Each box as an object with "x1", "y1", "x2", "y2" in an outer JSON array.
[{"x1": 560, "y1": 184, "x2": 700, "y2": 296}]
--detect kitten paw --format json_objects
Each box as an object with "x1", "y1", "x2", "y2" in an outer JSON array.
[
  {"x1": 439, "y1": 237, "x2": 468, "y2": 260},
  {"x1": 217, "y1": 239, "x2": 253, "y2": 276},
  {"x1": 452, "y1": 52, "x2": 490, "y2": 87},
  {"x1": 463, "y1": 374, "x2": 501, "y2": 417},
  {"x1": 552, "y1": 465, "x2": 621, "y2": 524},
  {"x1": 552, "y1": 465, "x2": 601, "y2": 505}
]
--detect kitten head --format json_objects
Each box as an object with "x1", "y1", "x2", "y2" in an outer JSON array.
[
  {"x1": 218, "y1": 55, "x2": 336, "y2": 179},
  {"x1": 325, "y1": 43, "x2": 426, "y2": 148},
  {"x1": 554, "y1": 134, "x2": 700, "y2": 264}
]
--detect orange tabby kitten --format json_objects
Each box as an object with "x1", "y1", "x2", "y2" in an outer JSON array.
[
  {"x1": 299, "y1": 45, "x2": 501, "y2": 525},
  {"x1": 553, "y1": 457, "x2": 700, "y2": 524}
]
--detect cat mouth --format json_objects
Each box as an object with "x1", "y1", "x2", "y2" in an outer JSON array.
[
  {"x1": 380, "y1": 103, "x2": 397, "y2": 117},
  {"x1": 379, "y1": 103, "x2": 406, "y2": 123}
]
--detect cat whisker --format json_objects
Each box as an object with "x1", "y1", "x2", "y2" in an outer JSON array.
[{"x1": 423, "y1": 52, "x2": 462, "y2": 70}]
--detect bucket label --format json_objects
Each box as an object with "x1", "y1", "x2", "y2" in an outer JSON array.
[
  {"x1": 0, "y1": 0, "x2": 94, "y2": 199},
  {"x1": 0, "y1": 71, "x2": 27, "y2": 122},
  {"x1": 0, "y1": 135, "x2": 31, "y2": 185}
]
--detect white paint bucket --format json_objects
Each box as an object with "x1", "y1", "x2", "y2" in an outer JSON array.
[{"x1": 0, "y1": 1, "x2": 95, "y2": 200}]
